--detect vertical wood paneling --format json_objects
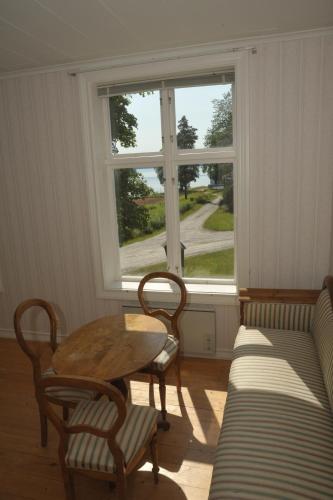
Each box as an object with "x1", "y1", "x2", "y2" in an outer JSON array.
[
  {"x1": 296, "y1": 37, "x2": 323, "y2": 287},
  {"x1": 313, "y1": 35, "x2": 333, "y2": 286},
  {"x1": 249, "y1": 34, "x2": 333, "y2": 289},
  {"x1": 0, "y1": 32, "x2": 332, "y2": 356},
  {"x1": 278, "y1": 40, "x2": 301, "y2": 287}
]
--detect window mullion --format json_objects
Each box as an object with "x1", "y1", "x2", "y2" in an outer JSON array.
[{"x1": 161, "y1": 88, "x2": 181, "y2": 275}]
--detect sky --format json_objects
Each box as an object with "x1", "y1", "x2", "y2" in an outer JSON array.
[{"x1": 115, "y1": 83, "x2": 232, "y2": 154}]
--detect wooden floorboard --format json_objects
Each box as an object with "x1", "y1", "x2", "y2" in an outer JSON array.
[{"x1": 0, "y1": 339, "x2": 230, "y2": 500}]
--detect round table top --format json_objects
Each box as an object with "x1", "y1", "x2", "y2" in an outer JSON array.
[{"x1": 52, "y1": 313, "x2": 168, "y2": 381}]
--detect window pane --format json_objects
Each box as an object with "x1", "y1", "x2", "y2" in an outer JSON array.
[
  {"x1": 177, "y1": 163, "x2": 234, "y2": 279},
  {"x1": 109, "y1": 90, "x2": 162, "y2": 155},
  {"x1": 115, "y1": 167, "x2": 167, "y2": 276},
  {"x1": 174, "y1": 84, "x2": 233, "y2": 149}
]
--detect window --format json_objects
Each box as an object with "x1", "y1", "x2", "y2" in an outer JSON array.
[
  {"x1": 97, "y1": 72, "x2": 236, "y2": 283},
  {"x1": 79, "y1": 51, "x2": 250, "y2": 298}
]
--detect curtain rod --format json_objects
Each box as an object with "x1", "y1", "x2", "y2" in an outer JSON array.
[{"x1": 68, "y1": 46, "x2": 257, "y2": 76}]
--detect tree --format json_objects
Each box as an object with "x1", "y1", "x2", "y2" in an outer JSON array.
[
  {"x1": 110, "y1": 94, "x2": 153, "y2": 244},
  {"x1": 115, "y1": 169, "x2": 153, "y2": 245},
  {"x1": 203, "y1": 91, "x2": 234, "y2": 212},
  {"x1": 204, "y1": 91, "x2": 232, "y2": 148},
  {"x1": 155, "y1": 115, "x2": 199, "y2": 198},
  {"x1": 109, "y1": 95, "x2": 138, "y2": 153}
]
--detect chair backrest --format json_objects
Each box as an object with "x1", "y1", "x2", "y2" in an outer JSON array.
[
  {"x1": 38, "y1": 375, "x2": 127, "y2": 470},
  {"x1": 138, "y1": 271, "x2": 187, "y2": 340},
  {"x1": 13, "y1": 299, "x2": 58, "y2": 391}
]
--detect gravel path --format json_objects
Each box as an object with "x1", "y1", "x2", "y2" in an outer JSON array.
[{"x1": 120, "y1": 196, "x2": 234, "y2": 272}]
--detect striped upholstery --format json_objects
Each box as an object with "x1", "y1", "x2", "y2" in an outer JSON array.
[
  {"x1": 244, "y1": 302, "x2": 315, "y2": 332},
  {"x1": 42, "y1": 367, "x2": 96, "y2": 402},
  {"x1": 209, "y1": 325, "x2": 333, "y2": 499},
  {"x1": 147, "y1": 335, "x2": 178, "y2": 371},
  {"x1": 312, "y1": 289, "x2": 333, "y2": 413},
  {"x1": 66, "y1": 400, "x2": 158, "y2": 473}
]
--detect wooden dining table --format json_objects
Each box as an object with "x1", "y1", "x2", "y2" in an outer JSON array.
[{"x1": 52, "y1": 313, "x2": 168, "y2": 395}]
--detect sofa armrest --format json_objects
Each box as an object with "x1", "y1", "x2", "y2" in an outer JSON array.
[{"x1": 239, "y1": 287, "x2": 320, "y2": 332}]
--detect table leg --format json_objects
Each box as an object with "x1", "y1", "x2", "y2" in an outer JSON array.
[{"x1": 111, "y1": 378, "x2": 128, "y2": 399}]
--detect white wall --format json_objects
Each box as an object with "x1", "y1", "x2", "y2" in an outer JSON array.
[
  {"x1": 249, "y1": 34, "x2": 333, "y2": 289},
  {"x1": 0, "y1": 30, "x2": 332, "y2": 356}
]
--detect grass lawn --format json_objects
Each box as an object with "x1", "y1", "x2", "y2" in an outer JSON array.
[
  {"x1": 123, "y1": 187, "x2": 222, "y2": 246},
  {"x1": 203, "y1": 207, "x2": 234, "y2": 231},
  {"x1": 132, "y1": 248, "x2": 234, "y2": 277}
]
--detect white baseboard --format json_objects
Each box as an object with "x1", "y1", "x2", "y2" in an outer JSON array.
[
  {"x1": 0, "y1": 328, "x2": 66, "y2": 342},
  {"x1": 1, "y1": 328, "x2": 233, "y2": 360},
  {"x1": 215, "y1": 349, "x2": 233, "y2": 360},
  {"x1": 182, "y1": 349, "x2": 233, "y2": 360}
]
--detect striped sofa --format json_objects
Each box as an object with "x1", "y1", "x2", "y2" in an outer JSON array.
[{"x1": 209, "y1": 276, "x2": 333, "y2": 499}]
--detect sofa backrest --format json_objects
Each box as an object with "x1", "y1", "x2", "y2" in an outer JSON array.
[
  {"x1": 312, "y1": 285, "x2": 333, "y2": 412},
  {"x1": 243, "y1": 302, "x2": 315, "y2": 332}
]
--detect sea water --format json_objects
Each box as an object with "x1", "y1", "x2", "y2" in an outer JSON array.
[{"x1": 138, "y1": 167, "x2": 211, "y2": 194}]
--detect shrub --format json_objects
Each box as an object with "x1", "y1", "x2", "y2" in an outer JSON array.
[
  {"x1": 179, "y1": 202, "x2": 194, "y2": 214},
  {"x1": 196, "y1": 196, "x2": 209, "y2": 204},
  {"x1": 151, "y1": 217, "x2": 165, "y2": 230}
]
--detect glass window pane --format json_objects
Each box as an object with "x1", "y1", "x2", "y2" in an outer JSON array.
[
  {"x1": 109, "y1": 90, "x2": 162, "y2": 155},
  {"x1": 115, "y1": 167, "x2": 167, "y2": 276},
  {"x1": 174, "y1": 84, "x2": 233, "y2": 149},
  {"x1": 177, "y1": 163, "x2": 234, "y2": 279}
]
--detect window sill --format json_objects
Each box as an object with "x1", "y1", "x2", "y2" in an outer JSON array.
[{"x1": 99, "y1": 281, "x2": 238, "y2": 306}]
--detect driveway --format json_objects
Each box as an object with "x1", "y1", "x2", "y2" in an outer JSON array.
[{"x1": 120, "y1": 196, "x2": 234, "y2": 272}]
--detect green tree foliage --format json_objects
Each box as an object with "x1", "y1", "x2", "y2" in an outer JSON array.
[
  {"x1": 110, "y1": 94, "x2": 154, "y2": 244},
  {"x1": 204, "y1": 90, "x2": 232, "y2": 148},
  {"x1": 115, "y1": 169, "x2": 153, "y2": 245},
  {"x1": 109, "y1": 95, "x2": 138, "y2": 152},
  {"x1": 177, "y1": 117, "x2": 199, "y2": 198},
  {"x1": 203, "y1": 90, "x2": 234, "y2": 213},
  {"x1": 155, "y1": 115, "x2": 199, "y2": 199}
]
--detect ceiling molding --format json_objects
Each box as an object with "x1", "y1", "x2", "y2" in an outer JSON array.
[{"x1": 0, "y1": 25, "x2": 332, "y2": 81}]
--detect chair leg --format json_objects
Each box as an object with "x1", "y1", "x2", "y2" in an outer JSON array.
[
  {"x1": 116, "y1": 474, "x2": 127, "y2": 500},
  {"x1": 150, "y1": 433, "x2": 159, "y2": 484},
  {"x1": 157, "y1": 373, "x2": 170, "y2": 431},
  {"x1": 61, "y1": 467, "x2": 75, "y2": 500},
  {"x1": 39, "y1": 408, "x2": 48, "y2": 447},
  {"x1": 63, "y1": 405, "x2": 69, "y2": 421},
  {"x1": 175, "y1": 356, "x2": 182, "y2": 392}
]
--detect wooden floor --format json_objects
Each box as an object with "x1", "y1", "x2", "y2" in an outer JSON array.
[{"x1": 0, "y1": 339, "x2": 230, "y2": 500}]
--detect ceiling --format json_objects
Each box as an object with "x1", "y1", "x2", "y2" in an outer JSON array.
[{"x1": 0, "y1": 0, "x2": 333, "y2": 75}]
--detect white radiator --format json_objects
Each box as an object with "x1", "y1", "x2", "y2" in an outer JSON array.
[{"x1": 122, "y1": 304, "x2": 216, "y2": 357}]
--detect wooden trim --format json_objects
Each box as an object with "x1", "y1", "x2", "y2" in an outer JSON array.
[{"x1": 238, "y1": 285, "x2": 322, "y2": 325}]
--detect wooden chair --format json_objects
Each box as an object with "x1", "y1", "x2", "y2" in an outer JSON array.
[
  {"x1": 39, "y1": 375, "x2": 159, "y2": 500},
  {"x1": 13, "y1": 298, "x2": 97, "y2": 447},
  {"x1": 138, "y1": 271, "x2": 187, "y2": 430}
]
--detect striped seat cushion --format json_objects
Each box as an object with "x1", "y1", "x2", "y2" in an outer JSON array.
[
  {"x1": 147, "y1": 335, "x2": 178, "y2": 371},
  {"x1": 312, "y1": 289, "x2": 333, "y2": 413},
  {"x1": 42, "y1": 367, "x2": 96, "y2": 403},
  {"x1": 66, "y1": 400, "x2": 158, "y2": 473},
  {"x1": 244, "y1": 302, "x2": 315, "y2": 332},
  {"x1": 209, "y1": 325, "x2": 333, "y2": 499}
]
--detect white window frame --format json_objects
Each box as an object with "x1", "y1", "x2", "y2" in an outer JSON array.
[{"x1": 79, "y1": 51, "x2": 250, "y2": 304}]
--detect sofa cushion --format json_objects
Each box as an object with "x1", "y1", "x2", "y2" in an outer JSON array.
[
  {"x1": 42, "y1": 367, "x2": 97, "y2": 403},
  {"x1": 312, "y1": 288, "x2": 333, "y2": 414},
  {"x1": 146, "y1": 335, "x2": 178, "y2": 371},
  {"x1": 209, "y1": 326, "x2": 333, "y2": 499},
  {"x1": 243, "y1": 302, "x2": 315, "y2": 332}
]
